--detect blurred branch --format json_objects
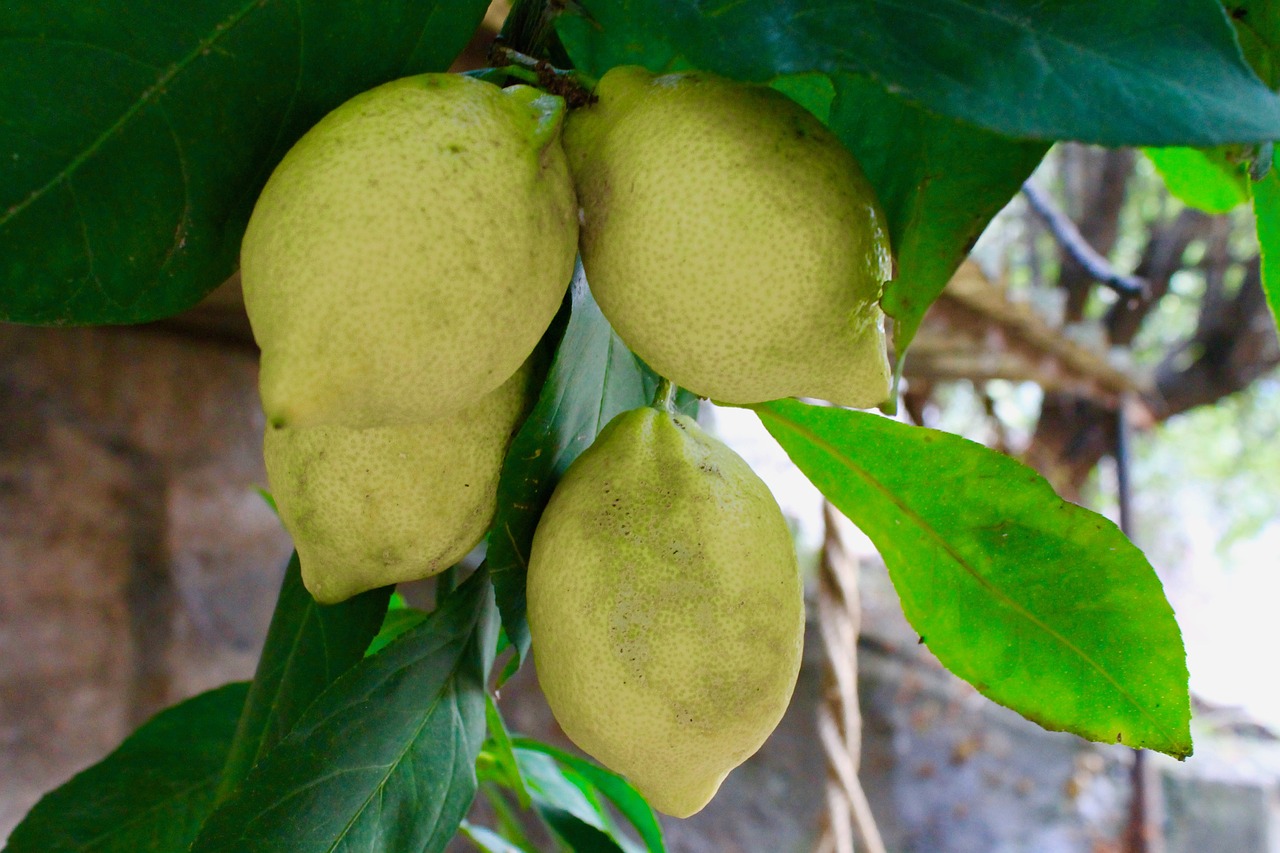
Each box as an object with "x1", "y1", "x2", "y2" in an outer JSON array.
[
  {"x1": 1154, "y1": 256, "x2": 1280, "y2": 416},
  {"x1": 1106, "y1": 207, "x2": 1211, "y2": 345},
  {"x1": 1022, "y1": 181, "x2": 1148, "y2": 299}
]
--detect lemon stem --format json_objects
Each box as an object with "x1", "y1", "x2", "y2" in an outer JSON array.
[
  {"x1": 489, "y1": 44, "x2": 598, "y2": 99},
  {"x1": 652, "y1": 378, "x2": 678, "y2": 413}
]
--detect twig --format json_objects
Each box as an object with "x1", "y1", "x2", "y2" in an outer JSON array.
[
  {"x1": 1021, "y1": 181, "x2": 1148, "y2": 299},
  {"x1": 488, "y1": 44, "x2": 596, "y2": 107}
]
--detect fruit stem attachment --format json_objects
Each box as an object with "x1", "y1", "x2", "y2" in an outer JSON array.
[
  {"x1": 489, "y1": 44, "x2": 598, "y2": 105},
  {"x1": 652, "y1": 378, "x2": 679, "y2": 414}
]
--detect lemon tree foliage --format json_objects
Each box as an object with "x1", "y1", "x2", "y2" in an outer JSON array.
[
  {"x1": 556, "y1": 0, "x2": 1280, "y2": 353},
  {"x1": 0, "y1": 0, "x2": 491, "y2": 325},
  {"x1": 5, "y1": 684, "x2": 248, "y2": 853},
  {"x1": 216, "y1": 554, "x2": 393, "y2": 800},
  {"x1": 755, "y1": 399, "x2": 1193, "y2": 757},
  {"x1": 557, "y1": 0, "x2": 1280, "y2": 145},
  {"x1": 6, "y1": 0, "x2": 1280, "y2": 849},
  {"x1": 191, "y1": 569, "x2": 496, "y2": 853}
]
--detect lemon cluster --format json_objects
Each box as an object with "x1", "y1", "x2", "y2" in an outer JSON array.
[
  {"x1": 242, "y1": 75, "x2": 576, "y2": 604},
  {"x1": 241, "y1": 66, "x2": 890, "y2": 816}
]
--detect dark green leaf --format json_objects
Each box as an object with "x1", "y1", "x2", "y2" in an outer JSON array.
[
  {"x1": 365, "y1": 606, "x2": 430, "y2": 657},
  {"x1": 754, "y1": 399, "x2": 1193, "y2": 758},
  {"x1": 191, "y1": 569, "x2": 497, "y2": 853},
  {"x1": 828, "y1": 74, "x2": 1047, "y2": 355},
  {"x1": 538, "y1": 807, "x2": 626, "y2": 853},
  {"x1": 216, "y1": 553, "x2": 391, "y2": 801},
  {"x1": 512, "y1": 738, "x2": 664, "y2": 853},
  {"x1": 5, "y1": 683, "x2": 248, "y2": 853},
  {"x1": 1145, "y1": 147, "x2": 1252, "y2": 213},
  {"x1": 0, "y1": 0, "x2": 490, "y2": 325},
  {"x1": 487, "y1": 270, "x2": 697, "y2": 672},
  {"x1": 558, "y1": 0, "x2": 1280, "y2": 146},
  {"x1": 1255, "y1": 170, "x2": 1280, "y2": 325},
  {"x1": 1231, "y1": 0, "x2": 1280, "y2": 88}
]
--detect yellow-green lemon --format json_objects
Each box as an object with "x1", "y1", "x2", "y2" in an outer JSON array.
[
  {"x1": 242, "y1": 73, "x2": 576, "y2": 429},
  {"x1": 527, "y1": 406, "x2": 804, "y2": 817},
  {"x1": 264, "y1": 362, "x2": 535, "y2": 604},
  {"x1": 564, "y1": 66, "x2": 892, "y2": 408}
]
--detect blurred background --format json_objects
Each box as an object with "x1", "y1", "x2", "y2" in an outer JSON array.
[{"x1": 3, "y1": 11, "x2": 1280, "y2": 853}]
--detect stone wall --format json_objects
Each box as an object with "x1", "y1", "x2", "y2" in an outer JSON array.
[{"x1": 0, "y1": 319, "x2": 291, "y2": 835}]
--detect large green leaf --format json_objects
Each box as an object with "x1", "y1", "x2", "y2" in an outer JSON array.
[
  {"x1": 828, "y1": 74, "x2": 1048, "y2": 356},
  {"x1": 5, "y1": 683, "x2": 248, "y2": 853},
  {"x1": 216, "y1": 553, "x2": 391, "y2": 800},
  {"x1": 191, "y1": 569, "x2": 497, "y2": 852},
  {"x1": 557, "y1": 0, "x2": 1280, "y2": 146},
  {"x1": 1255, "y1": 170, "x2": 1280, "y2": 325},
  {"x1": 487, "y1": 271, "x2": 697, "y2": 671},
  {"x1": 754, "y1": 399, "x2": 1192, "y2": 758},
  {"x1": 0, "y1": 0, "x2": 489, "y2": 325}
]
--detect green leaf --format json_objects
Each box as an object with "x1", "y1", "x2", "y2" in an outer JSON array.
[
  {"x1": 557, "y1": 0, "x2": 1280, "y2": 146},
  {"x1": 1145, "y1": 147, "x2": 1252, "y2": 213},
  {"x1": 5, "y1": 682, "x2": 248, "y2": 853},
  {"x1": 0, "y1": 0, "x2": 490, "y2": 325},
  {"x1": 191, "y1": 568, "x2": 497, "y2": 853},
  {"x1": 768, "y1": 72, "x2": 835, "y2": 123},
  {"x1": 478, "y1": 783, "x2": 541, "y2": 852},
  {"x1": 485, "y1": 696, "x2": 533, "y2": 808},
  {"x1": 487, "y1": 270, "x2": 697, "y2": 673},
  {"x1": 516, "y1": 750, "x2": 626, "y2": 853},
  {"x1": 828, "y1": 74, "x2": 1048, "y2": 355},
  {"x1": 1254, "y1": 169, "x2": 1280, "y2": 325},
  {"x1": 512, "y1": 739, "x2": 664, "y2": 853},
  {"x1": 1231, "y1": 0, "x2": 1280, "y2": 88},
  {"x1": 365, "y1": 605, "x2": 430, "y2": 657},
  {"x1": 216, "y1": 553, "x2": 391, "y2": 801},
  {"x1": 460, "y1": 821, "x2": 528, "y2": 853},
  {"x1": 537, "y1": 807, "x2": 626, "y2": 853},
  {"x1": 753, "y1": 399, "x2": 1193, "y2": 758}
]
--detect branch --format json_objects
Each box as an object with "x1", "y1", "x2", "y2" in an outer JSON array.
[
  {"x1": 1153, "y1": 257, "x2": 1280, "y2": 417},
  {"x1": 1021, "y1": 181, "x2": 1148, "y2": 299}
]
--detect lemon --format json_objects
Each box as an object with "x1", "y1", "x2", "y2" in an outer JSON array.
[
  {"x1": 265, "y1": 362, "x2": 535, "y2": 604},
  {"x1": 565, "y1": 66, "x2": 892, "y2": 408},
  {"x1": 527, "y1": 406, "x2": 804, "y2": 817},
  {"x1": 242, "y1": 74, "x2": 576, "y2": 429}
]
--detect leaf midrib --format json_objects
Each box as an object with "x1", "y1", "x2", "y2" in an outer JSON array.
[
  {"x1": 0, "y1": 0, "x2": 262, "y2": 229},
  {"x1": 754, "y1": 403, "x2": 1181, "y2": 747}
]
